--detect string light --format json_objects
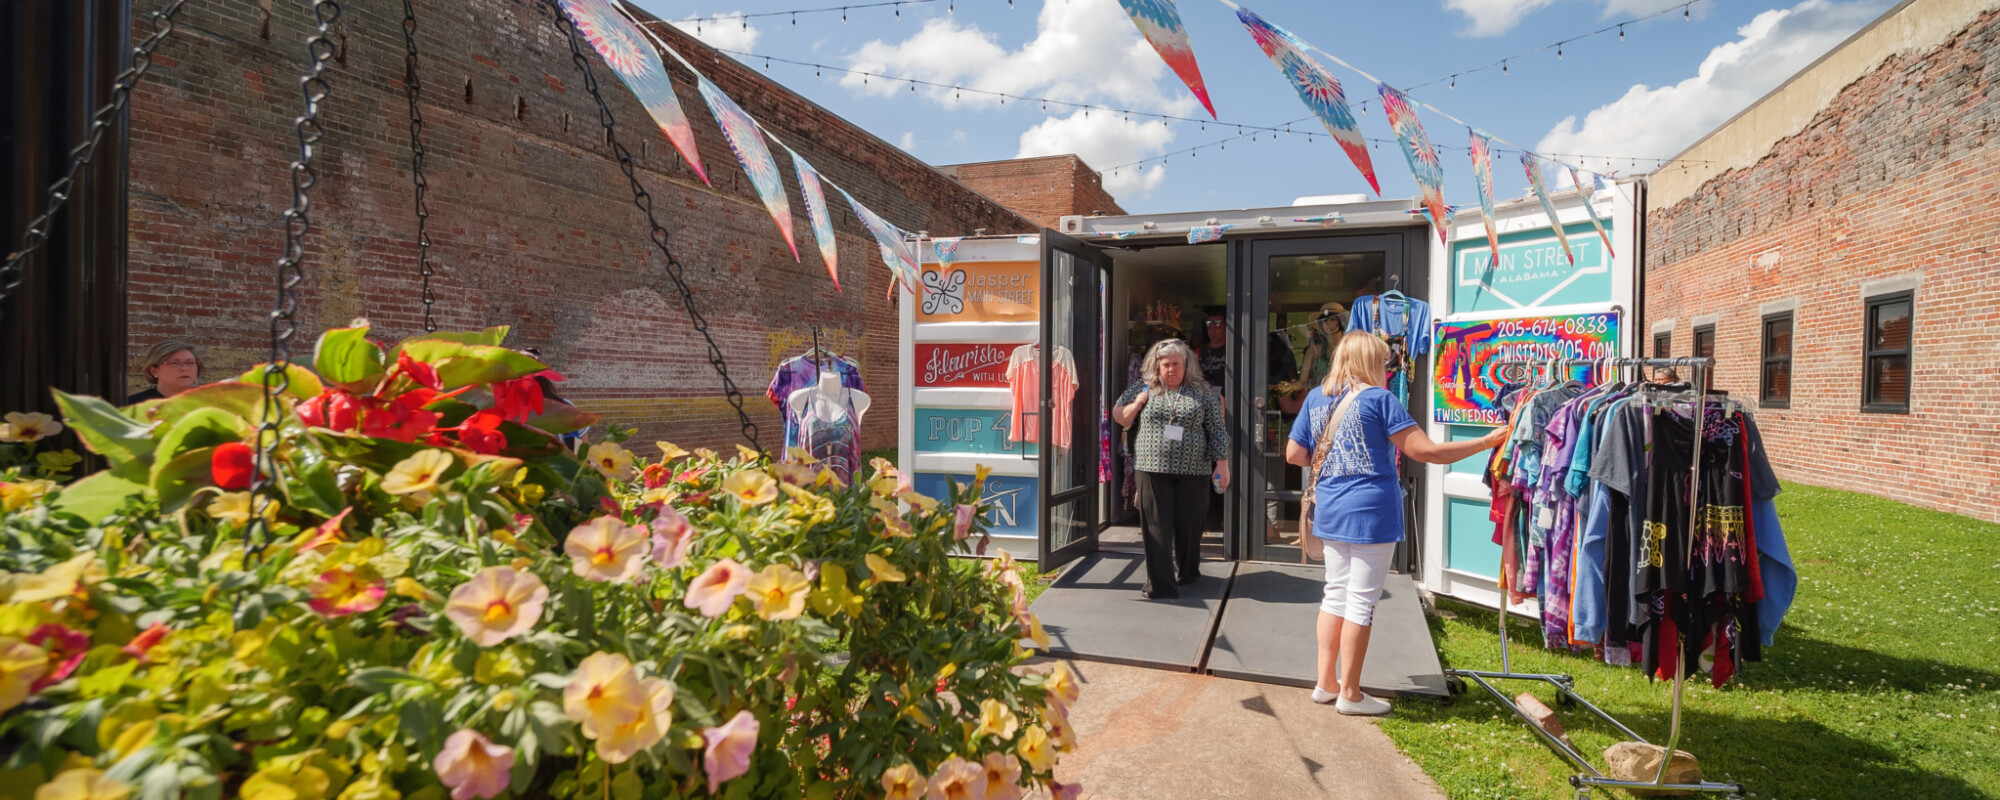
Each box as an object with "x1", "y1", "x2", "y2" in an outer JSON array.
[
  {"x1": 1619, "y1": 24, "x2": 1625, "y2": 41},
  {"x1": 1401, "y1": 0, "x2": 1707, "y2": 94},
  {"x1": 1557, "y1": 43, "x2": 1563, "y2": 59}
]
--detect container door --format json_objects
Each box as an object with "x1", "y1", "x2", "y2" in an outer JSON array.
[{"x1": 1037, "y1": 230, "x2": 1107, "y2": 571}]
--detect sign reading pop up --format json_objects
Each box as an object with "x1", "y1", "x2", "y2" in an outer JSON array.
[
  {"x1": 1432, "y1": 312, "x2": 1620, "y2": 425},
  {"x1": 916, "y1": 261, "x2": 1039, "y2": 322}
]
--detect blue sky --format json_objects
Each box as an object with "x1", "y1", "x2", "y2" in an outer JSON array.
[{"x1": 631, "y1": 0, "x2": 1893, "y2": 214}]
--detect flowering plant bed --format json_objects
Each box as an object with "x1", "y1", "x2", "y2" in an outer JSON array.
[{"x1": 0, "y1": 326, "x2": 1074, "y2": 800}]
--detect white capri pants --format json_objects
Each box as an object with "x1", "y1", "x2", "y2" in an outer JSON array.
[{"x1": 1319, "y1": 540, "x2": 1398, "y2": 626}]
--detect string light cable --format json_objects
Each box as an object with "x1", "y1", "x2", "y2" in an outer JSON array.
[
  {"x1": 674, "y1": 0, "x2": 1009, "y2": 30},
  {"x1": 1404, "y1": 0, "x2": 1711, "y2": 93}
]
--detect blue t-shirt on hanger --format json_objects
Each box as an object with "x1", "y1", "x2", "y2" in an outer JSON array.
[{"x1": 1349, "y1": 293, "x2": 1433, "y2": 405}]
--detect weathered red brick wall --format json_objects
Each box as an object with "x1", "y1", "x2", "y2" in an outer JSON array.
[
  {"x1": 123, "y1": 0, "x2": 1031, "y2": 452},
  {"x1": 1644, "y1": 8, "x2": 2000, "y2": 522},
  {"x1": 940, "y1": 155, "x2": 1125, "y2": 229}
]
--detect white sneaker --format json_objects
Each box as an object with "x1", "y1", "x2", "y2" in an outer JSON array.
[
  {"x1": 1311, "y1": 686, "x2": 1339, "y2": 704},
  {"x1": 1335, "y1": 692, "x2": 1392, "y2": 716}
]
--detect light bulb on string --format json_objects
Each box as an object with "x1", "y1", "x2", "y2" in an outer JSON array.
[
  {"x1": 895, "y1": 6, "x2": 900, "y2": 19},
  {"x1": 1450, "y1": 76, "x2": 1456, "y2": 90},
  {"x1": 1619, "y1": 25, "x2": 1625, "y2": 41},
  {"x1": 948, "y1": 1, "x2": 954, "y2": 15},
  {"x1": 842, "y1": 8, "x2": 847, "y2": 23},
  {"x1": 1557, "y1": 43, "x2": 1562, "y2": 59},
  {"x1": 1684, "y1": 6, "x2": 1690, "y2": 20},
  {"x1": 792, "y1": 13, "x2": 797, "y2": 27},
  {"x1": 910, "y1": 81, "x2": 916, "y2": 93},
  {"x1": 742, "y1": 17, "x2": 747, "y2": 30},
  {"x1": 1503, "y1": 60, "x2": 1508, "y2": 75}
]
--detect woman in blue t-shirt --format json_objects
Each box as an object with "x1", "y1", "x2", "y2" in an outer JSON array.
[{"x1": 1285, "y1": 331, "x2": 1506, "y2": 716}]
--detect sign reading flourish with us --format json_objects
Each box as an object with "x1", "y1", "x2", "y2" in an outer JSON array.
[{"x1": 1432, "y1": 311, "x2": 1621, "y2": 425}]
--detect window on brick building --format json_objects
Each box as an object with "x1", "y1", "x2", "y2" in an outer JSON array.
[
  {"x1": 1864, "y1": 292, "x2": 1913, "y2": 413},
  {"x1": 1692, "y1": 324, "x2": 1715, "y2": 392},
  {"x1": 1760, "y1": 312, "x2": 1792, "y2": 409},
  {"x1": 1653, "y1": 331, "x2": 1671, "y2": 359}
]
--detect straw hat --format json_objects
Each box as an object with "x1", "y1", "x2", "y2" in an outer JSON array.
[{"x1": 1314, "y1": 301, "x2": 1347, "y2": 328}]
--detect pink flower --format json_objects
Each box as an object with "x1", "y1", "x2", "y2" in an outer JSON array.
[
  {"x1": 981, "y1": 753, "x2": 1024, "y2": 800},
  {"x1": 650, "y1": 508, "x2": 695, "y2": 568},
  {"x1": 701, "y1": 711, "x2": 760, "y2": 794},
  {"x1": 24, "y1": 624, "x2": 88, "y2": 691},
  {"x1": 1046, "y1": 780, "x2": 1082, "y2": 800},
  {"x1": 307, "y1": 565, "x2": 387, "y2": 618},
  {"x1": 925, "y1": 755, "x2": 986, "y2": 800},
  {"x1": 121, "y1": 622, "x2": 170, "y2": 663},
  {"x1": 444, "y1": 567, "x2": 549, "y2": 646},
  {"x1": 432, "y1": 729, "x2": 514, "y2": 800},
  {"x1": 953, "y1": 504, "x2": 976, "y2": 540},
  {"x1": 564, "y1": 517, "x2": 649, "y2": 583},
  {"x1": 683, "y1": 558, "x2": 750, "y2": 618}
]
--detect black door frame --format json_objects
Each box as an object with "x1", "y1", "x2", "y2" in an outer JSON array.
[{"x1": 1036, "y1": 229, "x2": 1108, "y2": 572}]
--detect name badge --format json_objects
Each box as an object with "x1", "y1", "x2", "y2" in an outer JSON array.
[{"x1": 1163, "y1": 424, "x2": 1186, "y2": 442}]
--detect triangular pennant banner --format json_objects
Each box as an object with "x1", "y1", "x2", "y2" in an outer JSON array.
[
  {"x1": 697, "y1": 77, "x2": 798, "y2": 262},
  {"x1": 558, "y1": 0, "x2": 708, "y2": 185},
  {"x1": 933, "y1": 237, "x2": 963, "y2": 268},
  {"x1": 787, "y1": 147, "x2": 840, "y2": 291},
  {"x1": 1468, "y1": 128, "x2": 1502, "y2": 267},
  {"x1": 1188, "y1": 224, "x2": 1233, "y2": 244},
  {"x1": 1566, "y1": 166, "x2": 1617, "y2": 259},
  {"x1": 1235, "y1": 5, "x2": 1379, "y2": 195},
  {"x1": 1117, "y1": 0, "x2": 1217, "y2": 118},
  {"x1": 835, "y1": 185, "x2": 920, "y2": 297},
  {"x1": 1377, "y1": 84, "x2": 1450, "y2": 248},
  {"x1": 1522, "y1": 153, "x2": 1578, "y2": 266}
]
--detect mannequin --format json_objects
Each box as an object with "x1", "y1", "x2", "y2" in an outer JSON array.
[{"x1": 787, "y1": 367, "x2": 870, "y2": 483}]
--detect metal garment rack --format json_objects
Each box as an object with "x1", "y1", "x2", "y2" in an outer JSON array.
[{"x1": 1446, "y1": 356, "x2": 1746, "y2": 800}]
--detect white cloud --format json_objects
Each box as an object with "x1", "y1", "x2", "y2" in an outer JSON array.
[
  {"x1": 898, "y1": 131, "x2": 919, "y2": 153},
  {"x1": 1018, "y1": 112, "x2": 1176, "y2": 198},
  {"x1": 1536, "y1": 0, "x2": 1889, "y2": 168},
  {"x1": 669, "y1": 11, "x2": 761, "y2": 52},
  {"x1": 1444, "y1": 0, "x2": 1708, "y2": 37},
  {"x1": 951, "y1": 130, "x2": 969, "y2": 143}
]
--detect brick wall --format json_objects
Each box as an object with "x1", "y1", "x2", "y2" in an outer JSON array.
[
  {"x1": 1644, "y1": 7, "x2": 2000, "y2": 522},
  {"x1": 123, "y1": 0, "x2": 1031, "y2": 453},
  {"x1": 938, "y1": 155, "x2": 1126, "y2": 229}
]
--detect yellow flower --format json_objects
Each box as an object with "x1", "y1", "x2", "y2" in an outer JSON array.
[
  {"x1": 973, "y1": 463, "x2": 993, "y2": 490},
  {"x1": 744, "y1": 564, "x2": 811, "y2": 621},
  {"x1": 1043, "y1": 703, "x2": 1078, "y2": 752},
  {"x1": 981, "y1": 752, "x2": 1025, "y2": 800},
  {"x1": 975, "y1": 698, "x2": 1020, "y2": 739},
  {"x1": 864, "y1": 554, "x2": 906, "y2": 585},
  {"x1": 693, "y1": 448, "x2": 717, "y2": 461},
  {"x1": 0, "y1": 412, "x2": 63, "y2": 443},
  {"x1": 594, "y1": 676, "x2": 674, "y2": 764},
  {"x1": 881, "y1": 763, "x2": 925, "y2": 800},
  {"x1": 807, "y1": 564, "x2": 863, "y2": 618},
  {"x1": 1, "y1": 479, "x2": 57, "y2": 512},
  {"x1": 734, "y1": 444, "x2": 762, "y2": 463},
  {"x1": 720, "y1": 470, "x2": 778, "y2": 507},
  {"x1": 925, "y1": 756, "x2": 985, "y2": 800},
  {"x1": 240, "y1": 760, "x2": 328, "y2": 800},
  {"x1": 1, "y1": 637, "x2": 49, "y2": 713},
  {"x1": 206, "y1": 492, "x2": 278, "y2": 528},
  {"x1": 586, "y1": 442, "x2": 636, "y2": 481},
  {"x1": 562, "y1": 652, "x2": 645, "y2": 739},
  {"x1": 34, "y1": 768, "x2": 128, "y2": 800},
  {"x1": 5, "y1": 552, "x2": 102, "y2": 603},
  {"x1": 445, "y1": 567, "x2": 550, "y2": 646},
  {"x1": 1022, "y1": 613, "x2": 1050, "y2": 650},
  {"x1": 655, "y1": 441, "x2": 689, "y2": 462},
  {"x1": 382, "y1": 449, "x2": 455, "y2": 496},
  {"x1": 563, "y1": 518, "x2": 649, "y2": 583},
  {"x1": 1043, "y1": 663, "x2": 1080, "y2": 711},
  {"x1": 639, "y1": 486, "x2": 678, "y2": 506},
  {"x1": 783, "y1": 447, "x2": 818, "y2": 465},
  {"x1": 1016, "y1": 725, "x2": 1056, "y2": 772}
]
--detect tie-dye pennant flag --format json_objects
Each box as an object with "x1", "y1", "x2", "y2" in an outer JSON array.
[
  {"x1": 1293, "y1": 213, "x2": 1344, "y2": 227},
  {"x1": 786, "y1": 147, "x2": 840, "y2": 291},
  {"x1": 1117, "y1": 0, "x2": 1217, "y2": 118},
  {"x1": 1235, "y1": 5, "x2": 1379, "y2": 195},
  {"x1": 1377, "y1": 85, "x2": 1450, "y2": 248},
  {"x1": 1522, "y1": 153, "x2": 1577, "y2": 266},
  {"x1": 836, "y1": 185, "x2": 920, "y2": 297},
  {"x1": 697, "y1": 77, "x2": 797, "y2": 262},
  {"x1": 1188, "y1": 224, "x2": 1233, "y2": 244},
  {"x1": 558, "y1": 0, "x2": 708, "y2": 185},
  {"x1": 1566, "y1": 166, "x2": 1617, "y2": 259},
  {"x1": 1468, "y1": 128, "x2": 1502, "y2": 267},
  {"x1": 1109, "y1": 230, "x2": 1142, "y2": 240},
  {"x1": 933, "y1": 237, "x2": 963, "y2": 268}
]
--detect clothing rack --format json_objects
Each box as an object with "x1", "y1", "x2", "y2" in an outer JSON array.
[{"x1": 1447, "y1": 356, "x2": 1746, "y2": 800}]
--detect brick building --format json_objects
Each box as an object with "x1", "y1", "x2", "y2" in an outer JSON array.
[
  {"x1": 938, "y1": 155, "x2": 1125, "y2": 229},
  {"x1": 1644, "y1": 0, "x2": 2000, "y2": 522},
  {"x1": 121, "y1": 0, "x2": 1032, "y2": 451}
]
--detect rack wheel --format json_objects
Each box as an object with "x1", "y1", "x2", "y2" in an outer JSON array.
[{"x1": 1446, "y1": 676, "x2": 1467, "y2": 695}]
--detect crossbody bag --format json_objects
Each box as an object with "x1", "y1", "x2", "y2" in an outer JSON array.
[{"x1": 1299, "y1": 388, "x2": 1363, "y2": 562}]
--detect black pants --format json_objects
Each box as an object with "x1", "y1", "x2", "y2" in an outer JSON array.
[{"x1": 1137, "y1": 471, "x2": 1209, "y2": 597}]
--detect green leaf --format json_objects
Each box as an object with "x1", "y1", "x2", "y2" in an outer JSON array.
[
  {"x1": 153, "y1": 382, "x2": 275, "y2": 431},
  {"x1": 154, "y1": 407, "x2": 248, "y2": 466},
  {"x1": 611, "y1": 770, "x2": 644, "y2": 800},
  {"x1": 54, "y1": 389, "x2": 156, "y2": 465},
  {"x1": 79, "y1": 660, "x2": 139, "y2": 698},
  {"x1": 523, "y1": 403, "x2": 599, "y2": 436},
  {"x1": 236, "y1": 363, "x2": 326, "y2": 400},
  {"x1": 315, "y1": 326, "x2": 387, "y2": 392},
  {"x1": 287, "y1": 459, "x2": 346, "y2": 519},
  {"x1": 397, "y1": 341, "x2": 546, "y2": 390},
  {"x1": 149, "y1": 445, "x2": 218, "y2": 513},
  {"x1": 140, "y1": 762, "x2": 183, "y2": 800},
  {"x1": 398, "y1": 696, "x2": 443, "y2": 744},
  {"x1": 53, "y1": 460, "x2": 150, "y2": 523},
  {"x1": 349, "y1": 668, "x2": 424, "y2": 693},
  {"x1": 395, "y1": 326, "x2": 510, "y2": 350}
]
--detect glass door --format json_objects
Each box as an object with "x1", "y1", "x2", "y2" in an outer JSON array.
[
  {"x1": 1244, "y1": 235, "x2": 1402, "y2": 563},
  {"x1": 1037, "y1": 230, "x2": 1106, "y2": 571}
]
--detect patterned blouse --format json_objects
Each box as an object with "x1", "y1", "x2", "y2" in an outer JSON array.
[{"x1": 1116, "y1": 382, "x2": 1229, "y2": 475}]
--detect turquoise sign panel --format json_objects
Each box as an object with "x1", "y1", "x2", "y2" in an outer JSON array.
[
  {"x1": 1447, "y1": 425, "x2": 1488, "y2": 475},
  {"x1": 914, "y1": 407, "x2": 1036, "y2": 456},
  {"x1": 912, "y1": 472, "x2": 1039, "y2": 539},
  {"x1": 1446, "y1": 497, "x2": 1501, "y2": 580},
  {"x1": 1452, "y1": 220, "x2": 1612, "y2": 314}
]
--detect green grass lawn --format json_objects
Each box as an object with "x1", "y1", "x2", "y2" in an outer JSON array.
[{"x1": 1378, "y1": 484, "x2": 2000, "y2": 799}]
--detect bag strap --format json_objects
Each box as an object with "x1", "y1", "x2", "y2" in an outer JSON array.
[{"x1": 1303, "y1": 388, "x2": 1364, "y2": 504}]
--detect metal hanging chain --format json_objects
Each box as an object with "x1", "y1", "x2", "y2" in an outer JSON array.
[
  {"x1": 0, "y1": 0, "x2": 190, "y2": 322},
  {"x1": 249, "y1": 0, "x2": 345, "y2": 556},
  {"x1": 547, "y1": 0, "x2": 762, "y2": 455},
  {"x1": 402, "y1": 0, "x2": 438, "y2": 332}
]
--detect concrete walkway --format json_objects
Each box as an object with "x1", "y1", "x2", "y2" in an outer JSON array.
[{"x1": 1030, "y1": 658, "x2": 1447, "y2": 800}]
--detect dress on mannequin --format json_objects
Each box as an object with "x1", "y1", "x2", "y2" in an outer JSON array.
[{"x1": 787, "y1": 369, "x2": 870, "y2": 484}]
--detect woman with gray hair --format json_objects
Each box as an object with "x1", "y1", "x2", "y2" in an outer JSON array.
[
  {"x1": 128, "y1": 341, "x2": 202, "y2": 403},
  {"x1": 1112, "y1": 338, "x2": 1230, "y2": 599}
]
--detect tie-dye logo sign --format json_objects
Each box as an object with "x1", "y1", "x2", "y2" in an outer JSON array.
[{"x1": 1432, "y1": 312, "x2": 1621, "y2": 425}]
